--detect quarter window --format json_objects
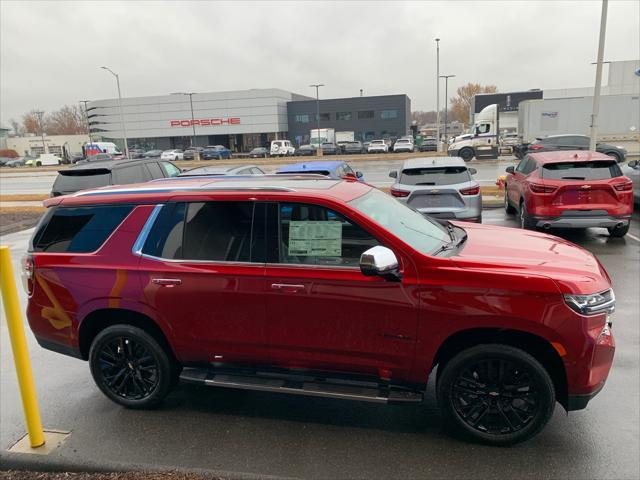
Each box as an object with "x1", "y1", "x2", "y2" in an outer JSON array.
[
  {"x1": 160, "y1": 162, "x2": 181, "y2": 177},
  {"x1": 32, "y1": 205, "x2": 133, "y2": 253},
  {"x1": 278, "y1": 203, "x2": 379, "y2": 267},
  {"x1": 113, "y1": 164, "x2": 148, "y2": 184},
  {"x1": 145, "y1": 162, "x2": 164, "y2": 179}
]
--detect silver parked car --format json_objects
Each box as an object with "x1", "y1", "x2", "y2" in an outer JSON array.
[
  {"x1": 621, "y1": 159, "x2": 640, "y2": 205},
  {"x1": 178, "y1": 165, "x2": 265, "y2": 177},
  {"x1": 389, "y1": 157, "x2": 482, "y2": 223}
]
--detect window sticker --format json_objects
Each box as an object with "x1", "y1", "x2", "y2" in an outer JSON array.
[{"x1": 288, "y1": 221, "x2": 342, "y2": 256}]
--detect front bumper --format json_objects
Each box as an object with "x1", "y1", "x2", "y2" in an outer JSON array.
[
  {"x1": 567, "y1": 383, "x2": 605, "y2": 411},
  {"x1": 448, "y1": 148, "x2": 459, "y2": 157},
  {"x1": 535, "y1": 215, "x2": 630, "y2": 229}
]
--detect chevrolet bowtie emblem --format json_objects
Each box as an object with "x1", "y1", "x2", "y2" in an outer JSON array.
[{"x1": 581, "y1": 185, "x2": 592, "y2": 189}]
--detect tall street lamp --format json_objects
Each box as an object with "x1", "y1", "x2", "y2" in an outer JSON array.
[
  {"x1": 590, "y1": 0, "x2": 609, "y2": 151},
  {"x1": 34, "y1": 110, "x2": 46, "y2": 155},
  {"x1": 80, "y1": 100, "x2": 93, "y2": 145},
  {"x1": 439, "y1": 74, "x2": 455, "y2": 144},
  {"x1": 171, "y1": 92, "x2": 198, "y2": 151},
  {"x1": 310, "y1": 84, "x2": 324, "y2": 156},
  {"x1": 435, "y1": 38, "x2": 440, "y2": 152},
  {"x1": 100, "y1": 66, "x2": 130, "y2": 159}
]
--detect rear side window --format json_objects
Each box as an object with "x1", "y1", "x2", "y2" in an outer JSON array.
[
  {"x1": 53, "y1": 171, "x2": 111, "y2": 194},
  {"x1": 145, "y1": 162, "x2": 164, "y2": 179},
  {"x1": 400, "y1": 167, "x2": 471, "y2": 185},
  {"x1": 32, "y1": 205, "x2": 133, "y2": 253},
  {"x1": 542, "y1": 161, "x2": 622, "y2": 180},
  {"x1": 113, "y1": 164, "x2": 148, "y2": 184}
]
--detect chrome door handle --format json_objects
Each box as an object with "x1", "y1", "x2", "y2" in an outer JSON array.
[
  {"x1": 271, "y1": 283, "x2": 305, "y2": 292},
  {"x1": 152, "y1": 278, "x2": 182, "y2": 286}
]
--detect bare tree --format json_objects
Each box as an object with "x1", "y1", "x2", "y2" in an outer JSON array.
[
  {"x1": 8, "y1": 118, "x2": 23, "y2": 136},
  {"x1": 47, "y1": 105, "x2": 87, "y2": 135},
  {"x1": 450, "y1": 83, "x2": 498, "y2": 125},
  {"x1": 22, "y1": 110, "x2": 46, "y2": 135}
]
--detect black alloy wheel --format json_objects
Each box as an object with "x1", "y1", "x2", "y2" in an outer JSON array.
[
  {"x1": 437, "y1": 344, "x2": 555, "y2": 445},
  {"x1": 504, "y1": 189, "x2": 516, "y2": 214},
  {"x1": 89, "y1": 324, "x2": 177, "y2": 408}
]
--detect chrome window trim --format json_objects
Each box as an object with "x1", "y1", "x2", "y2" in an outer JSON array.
[
  {"x1": 138, "y1": 252, "x2": 262, "y2": 266},
  {"x1": 132, "y1": 204, "x2": 164, "y2": 256}
]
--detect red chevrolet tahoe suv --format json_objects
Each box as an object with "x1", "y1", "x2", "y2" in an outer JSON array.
[
  {"x1": 24, "y1": 175, "x2": 616, "y2": 445},
  {"x1": 504, "y1": 150, "x2": 633, "y2": 236}
]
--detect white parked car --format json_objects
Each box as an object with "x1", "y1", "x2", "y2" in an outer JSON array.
[
  {"x1": 26, "y1": 153, "x2": 62, "y2": 167},
  {"x1": 270, "y1": 140, "x2": 295, "y2": 157},
  {"x1": 393, "y1": 138, "x2": 414, "y2": 153},
  {"x1": 160, "y1": 149, "x2": 184, "y2": 161},
  {"x1": 367, "y1": 139, "x2": 389, "y2": 153}
]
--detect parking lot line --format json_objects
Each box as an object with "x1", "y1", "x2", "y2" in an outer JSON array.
[{"x1": 627, "y1": 233, "x2": 640, "y2": 243}]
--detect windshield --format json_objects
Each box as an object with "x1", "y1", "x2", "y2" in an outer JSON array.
[
  {"x1": 542, "y1": 161, "x2": 622, "y2": 180},
  {"x1": 349, "y1": 189, "x2": 449, "y2": 254},
  {"x1": 400, "y1": 167, "x2": 471, "y2": 185}
]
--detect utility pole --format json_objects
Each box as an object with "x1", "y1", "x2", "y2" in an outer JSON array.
[
  {"x1": 590, "y1": 0, "x2": 608, "y2": 151},
  {"x1": 435, "y1": 38, "x2": 441, "y2": 152},
  {"x1": 171, "y1": 92, "x2": 198, "y2": 153},
  {"x1": 80, "y1": 100, "x2": 93, "y2": 144},
  {"x1": 439, "y1": 74, "x2": 455, "y2": 145},
  {"x1": 310, "y1": 84, "x2": 324, "y2": 156},
  {"x1": 34, "y1": 110, "x2": 46, "y2": 155},
  {"x1": 100, "y1": 66, "x2": 130, "y2": 159},
  {"x1": 360, "y1": 89, "x2": 363, "y2": 97}
]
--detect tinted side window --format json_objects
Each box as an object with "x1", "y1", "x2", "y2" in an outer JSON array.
[
  {"x1": 32, "y1": 205, "x2": 133, "y2": 253},
  {"x1": 278, "y1": 203, "x2": 379, "y2": 267},
  {"x1": 142, "y1": 203, "x2": 186, "y2": 259},
  {"x1": 516, "y1": 158, "x2": 529, "y2": 173},
  {"x1": 182, "y1": 202, "x2": 253, "y2": 262},
  {"x1": 161, "y1": 162, "x2": 181, "y2": 178},
  {"x1": 145, "y1": 162, "x2": 164, "y2": 179},
  {"x1": 572, "y1": 136, "x2": 589, "y2": 147},
  {"x1": 523, "y1": 159, "x2": 538, "y2": 175},
  {"x1": 113, "y1": 164, "x2": 148, "y2": 184}
]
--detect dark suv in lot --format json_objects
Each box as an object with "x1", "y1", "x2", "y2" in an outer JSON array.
[
  {"x1": 515, "y1": 134, "x2": 627, "y2": 162},
  {"x1": 51, "y1": 158, "x2": 181, "y2": 196},
  {"x1": 26, "y1": 176, "x2": 615, "y2": 445}
]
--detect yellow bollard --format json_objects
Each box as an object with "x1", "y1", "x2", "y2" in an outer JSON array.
[{"x1": 0, "y1": 246, "x2": 45, "y2": 448}]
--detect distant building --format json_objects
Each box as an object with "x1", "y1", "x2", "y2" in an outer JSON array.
[
  {"x1": 7, "y1": 134, "x2": 90, "y2": 156},
  {"x1": 419, "y1": 121, "x2": 465, "y2": 138},
  {"x1": 0, "y1": 126, "x2": 10, "y2": 149}
]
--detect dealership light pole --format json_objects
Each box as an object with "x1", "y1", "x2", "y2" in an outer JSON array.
[
  {"x1": 171, "y1": 92, "x2": 198, "y2": 150},
  {"x1": 590, "y1": 0, "x2": 609, "y2": 151},
  {"x1": 34, "y1": 110, "x2": 46, "y2": 154},
  {"x1": 310, "y1": 84, "x2": 324, "y2": 156},
  {"x1": 100, "y1": 66, "x2": 130, "y2": 159},
  {"x1": 439, "y1": 74, "x2": 455, "y2": 144},
  {"x1": 435, "y1": 38, "x2": 441, "y2": 152},
  {"x1": 80, "y1": 100, "x2": 93, "y2": 144}
]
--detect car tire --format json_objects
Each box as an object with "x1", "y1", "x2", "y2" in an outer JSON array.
[
  {"x1": 504, "y1": 189, "x2": 517, "y2": 214},
  {"x1": 36, "y1": 161, "x2": 42, "y2": 167},
  {"x1": 89, "y1": 324, "x2": 179, "y2": 409},
  {"x1": 459, "y1": 148, "x2": 474, "y2": 162},
  {"x1": 437, "y1": 343, "x2": 555, "y2": 446},
  {"x1": 519, "y1": 201, "x2": 536, "y2": 230},
  {"x1": 607, "y1": 223, "x2": 629, "y2": 237}
]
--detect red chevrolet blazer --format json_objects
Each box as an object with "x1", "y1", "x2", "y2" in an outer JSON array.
[{"x1": 24, "y1": 175, "x2": 616, "y2": 445}]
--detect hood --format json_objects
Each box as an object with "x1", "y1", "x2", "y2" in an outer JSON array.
[{"x1": 450, "y1": 222, "x2": 611, "y2": 294}]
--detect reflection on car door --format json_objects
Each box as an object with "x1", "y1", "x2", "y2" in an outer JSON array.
[{"x1": 263, "y1": 202, "x2": 419, "y2": 379}]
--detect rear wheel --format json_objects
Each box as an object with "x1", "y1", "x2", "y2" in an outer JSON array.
[
  {"x1": 89, "y1": 324, "x2": 178, "y2": 409},
  {"x1": 607, "y1": 223, "x2": 629, "y2": 237},
  {"x1": 519, "y1": 201, "x2": 536, "y2": 230},
  {"x1": 606, "y1": 151, "x2": 621, "y2": 163},
  {"x1": 504, "y1": 189, "x2": 516, "y2": 214},
  {"x1": 437, "y1": 344, "x2": 555, "y2": 446},
  {"x1": 36, "y1": 161, "x2": 42, "y2": 167},
  {"x1": 459, "y1": 148, "x2": 474, "y2": 162}
]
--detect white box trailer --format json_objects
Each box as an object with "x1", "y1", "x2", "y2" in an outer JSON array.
[
  {"x1": 310, "y1": 128, "x2": 335, "y2": 147},
  {"x1": 518, "y1": 94, "x2": 639, "y2": 143},
  {"x1": 335, "y1": 131, "x2": 355, "y2": 143}
]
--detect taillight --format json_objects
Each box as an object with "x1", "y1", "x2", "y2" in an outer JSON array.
[
  {"x1": 21, "y1": 254, "x2": 35, "y2": 296},
  {"x1": 613, "y1": 181, "x2": 633, "y2": 192},
  {"x1": 460, "y1": 185, "x2": 480, "y2": 196},
  {"x1": 529, "y1": 183, "x2": 557, "y2": 193},
  {"x1": 390, "y1": 187, "x2": 410, "y2": 198},
  {"x1": 529, "y1": 144, "x2": 544, "y2": 150}
]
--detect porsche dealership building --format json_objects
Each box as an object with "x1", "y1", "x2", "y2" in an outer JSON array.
[{"x1": 87, "y1": 88, "x2": 411, "y2": 151}]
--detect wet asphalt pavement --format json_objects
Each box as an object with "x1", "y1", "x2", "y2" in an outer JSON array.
[{"x1": 1, "y1": 210, "x2": 639, "y2": 479}]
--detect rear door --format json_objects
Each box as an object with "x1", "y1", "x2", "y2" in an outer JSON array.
[{"x1": 137, "y1": 201, "x2": 267, "y2": 364}]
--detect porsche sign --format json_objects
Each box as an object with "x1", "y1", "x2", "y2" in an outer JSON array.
[{"x1": 170, "y1": 118, "x2": 240, "y2": 127}]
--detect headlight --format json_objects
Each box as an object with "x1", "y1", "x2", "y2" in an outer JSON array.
[{"x1": 564, "y1": 289, "x2": 615, "y2": 316}]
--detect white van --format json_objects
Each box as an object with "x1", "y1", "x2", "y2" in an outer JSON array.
[
  {"x1": 270, "y1": 140, "x2": 295, "y2": 157},
  {"x1": 84, "y1": 142, "x2": 122, "y2": 156}
]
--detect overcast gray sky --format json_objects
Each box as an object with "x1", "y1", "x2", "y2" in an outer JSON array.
[{"x1": 1, "y1": 0, "x2": 639, "y2": 125}]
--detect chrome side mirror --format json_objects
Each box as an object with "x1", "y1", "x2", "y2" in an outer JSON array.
[
  {"x1": 360, "y1": 246, "x2": 402, "y2": 282},
  {"x1": 505, "y1": 166, "x2": 515, "y2": 174}
]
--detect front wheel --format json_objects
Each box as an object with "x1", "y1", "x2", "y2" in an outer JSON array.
[
  {"x1": 519, "y1": 202, "x2": 536, "y2": 230},
  {"x1": 89, "y1": 324, "x2": 178, "y2": 409},
  {"x1": 608, "y1": 223, "x2": 629, "y2": 237},
  {"x1": 437, "y1": 344, "x2": 555, "y2": 446},
  {"x1": 459, "y1": 148, "x2": 474, "y2": 162},
  {"x1": 36, "y1": 161, "x2": 42, "y2": 167}
]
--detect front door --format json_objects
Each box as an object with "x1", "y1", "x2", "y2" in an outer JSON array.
[
  {"x1": 137, "y1": 201, "x2": 267, "y2": 365},
  {"x1": 264, "y1": 202, "x2": 419, "y2": 380}
]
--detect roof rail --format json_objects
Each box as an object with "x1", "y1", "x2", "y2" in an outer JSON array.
[{"x1": 74, "y1": 184, "x2": 297, "y2": 197}]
